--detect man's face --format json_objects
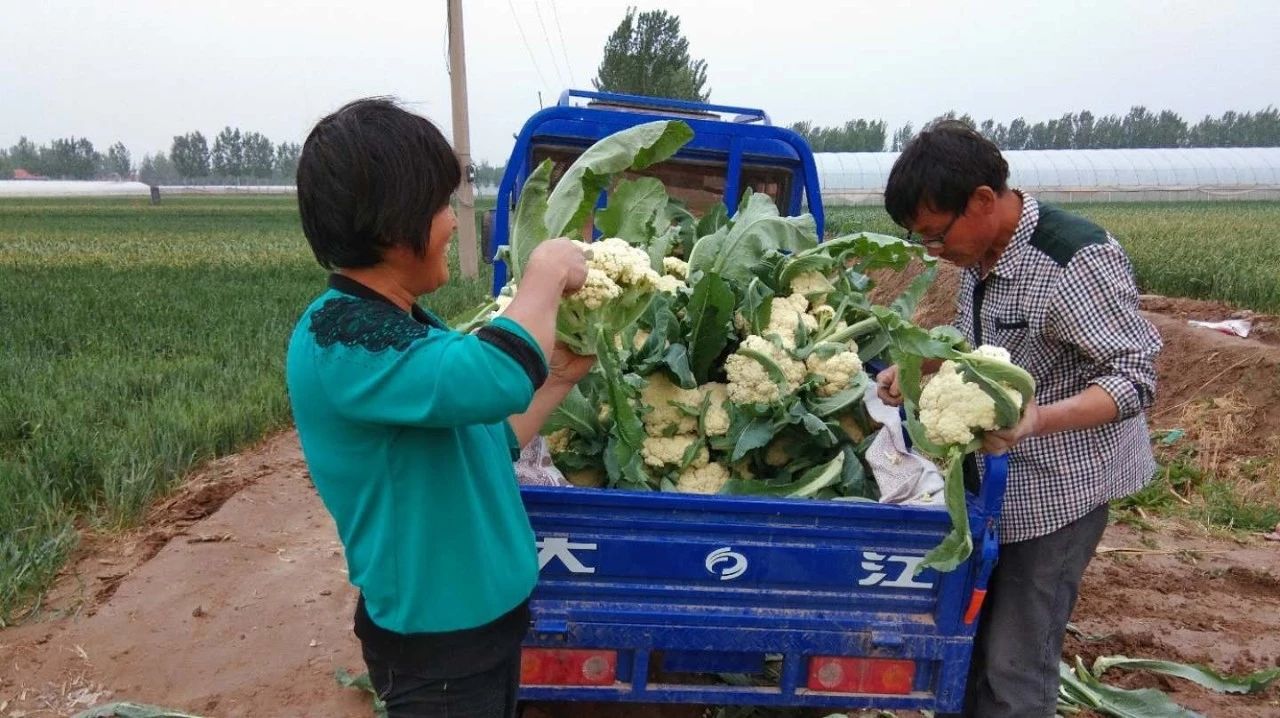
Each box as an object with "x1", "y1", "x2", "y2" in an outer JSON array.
[{"x1": 908, "y1": 188, "x2": 998, "y2": 267}]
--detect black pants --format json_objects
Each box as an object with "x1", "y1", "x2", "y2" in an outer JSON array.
[
  {"x1": 362, "y1": 640, "x2": 522, "y2": 718},
  {"x1": 947, "y1": 502, "x2": 1110, "y2": 718}
]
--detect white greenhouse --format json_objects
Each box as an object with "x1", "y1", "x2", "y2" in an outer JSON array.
[{"x1": 814, "y1": 147, "x2": 1280, "y2": 205}]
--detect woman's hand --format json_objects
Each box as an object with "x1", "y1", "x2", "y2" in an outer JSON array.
[
  {"x1": 527, "y1": 238, "x2": 588, "y2": 295},
  {"x1": 548, "y1": 341, "x2": 595, "y2": 385}
]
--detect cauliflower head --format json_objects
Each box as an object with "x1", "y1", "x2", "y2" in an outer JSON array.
[
  {"x1": 789, "y1": 271, "x2": 834, "y2": 305},
  {"x1": 641, "y1": 373, "x2": 702, "y2": 435},
  {"x1": 699, "y1": 382, "x2": 731, "y2": 436},
  {"x1": 557, "y1": 237, "x2": 661, "y2": 354},
  {"x1": 916, "y1": 345, "x2": 1032, "y2": 448},
  {"x1": 642, "y1": 434, "x2": 707, "y2": 469},
  {"x1": 806, "y1": 350, "x2": 863, "y2": 397},
  {"x1": 917, "y1": 361, "x2": 1000, "y2": 446},
  {"x1": 676, "y1": 461, "x2": 730, "y2": 494},
  {"x1": 763, "y1": 294, "x2": 819, "y2": 348},
  {"x1": 725, "y1": 335, "x2": 806, "y2": 405}
]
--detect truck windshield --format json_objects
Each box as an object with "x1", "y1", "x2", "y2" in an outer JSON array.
[{"x1": 531, "y1": 145, "x2": 793, "y2": 217}]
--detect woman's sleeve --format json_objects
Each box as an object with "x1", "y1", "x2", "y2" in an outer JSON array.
[{"x1": 317, "y1": 316, "x2": 548, "y2": 428}]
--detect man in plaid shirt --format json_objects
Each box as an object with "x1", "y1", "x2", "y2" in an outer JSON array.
[{"x1": 876, "y1": 121, "x2": 1161, "y2": 717}]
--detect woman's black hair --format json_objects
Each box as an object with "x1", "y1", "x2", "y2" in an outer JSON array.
[{"x1": 296, "y1": 97, "x2": 461, "y2": 269}]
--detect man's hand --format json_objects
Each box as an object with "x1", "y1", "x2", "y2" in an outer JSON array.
[
  {"x1": 548, "y1": 341, "x2": 595, "y2": 385},
  {"x1": 875, "y1": 365, "x2": 903, "y2": 407},
  {"x1": 982, "y1": 399, "x2": 1041, "y2": 455}
]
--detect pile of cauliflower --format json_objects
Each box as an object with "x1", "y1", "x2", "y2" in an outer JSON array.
[
  {"x1": 725, "y1": 272, "x2": 863, "y2": 407},
  {"x1": 554, "y1": 266, "x2": 870, "y2": 496}
]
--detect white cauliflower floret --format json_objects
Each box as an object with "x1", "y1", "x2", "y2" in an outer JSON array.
[
  {"x1": 778, "y1": 292, "x2": 809, "y2": 314},
  {"x1": 662, "y1": 256, "x2": 689, "y2": 279},
  {"x1": 725, "y1": 335, "x2": 806, "y2": 405},
  {"x1": 917, "y1": 361, "x2": 1000, "y2": 446},
  {"x1": 763, "y1": 294, "x2": 818, "y2": 348},
  {"x1": 699, "y1": 382, "x2": 731, "y2": 436},
  {"x1": 675, "y1": 461, "x2": 730, "y2": 494},
  {"x1": 805, "y1": 350, "x2": 863, "y2": 397},
  {"x1": 579, "y1": 237, "x2": 659, "y2": 287},
  {"x1": 545, "y1": 428, "x2": 573, "y2": 454},
  {"x1": 811, "y1": 304, "x2": 836, "y2": 323},
  {"x1": 573, "y1": 267, "x2": 623, "y2": 310},
  {"x1": 640, "y1": 373, "x2": 702, "y2": 435},
  {"x1": 655, "y1": 274, "x2": 686, "y2": 294},
  {"x1": 973, "y1": 344, "x2": 1012, "y2": 363},
  {"x1": 789, "y1": 271, "x2": 833, "y2": 305},
  {"x1": 642, "y1": 435, "x2": 707, "y2": 469}
]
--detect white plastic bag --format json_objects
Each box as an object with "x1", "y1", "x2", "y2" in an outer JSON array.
[
  {"x1": 862, "y1": 382, "x2": 945, "y2": 505},
  {"x1": 514, "y1": 435, "x2": 571, "y2": 487}
]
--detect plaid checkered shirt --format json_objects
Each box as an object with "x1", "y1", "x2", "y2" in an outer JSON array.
[{"x1": 955, "y1": 194, "x2": 1161, "y2": 543}]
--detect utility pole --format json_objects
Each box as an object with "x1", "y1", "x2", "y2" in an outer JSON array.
[{"x1": 448, "y1": 0, "x2": 479, "y2": 278}]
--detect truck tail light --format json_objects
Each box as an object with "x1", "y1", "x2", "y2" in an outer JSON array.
[
  {"x1": 520, "y1": 648, "x2": 617, "y2": 686},
  {"x1": 806, "y1": 656, "x2": 915, "y2": 695}
]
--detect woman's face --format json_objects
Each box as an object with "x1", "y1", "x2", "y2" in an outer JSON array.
[{"x1": 419, "y1": 204, "x2": 457, "y2": 292}]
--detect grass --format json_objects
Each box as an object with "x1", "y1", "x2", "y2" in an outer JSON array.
[
  {"x1": 0, "y1": 195, "x2": 491, "y2": 623},
  {"x1": 827, "y1": 201, "x2": 1280, "y2": 313},
  {"x1": 1115, "y1": 452, "x2": 1280, "y2": 534}
]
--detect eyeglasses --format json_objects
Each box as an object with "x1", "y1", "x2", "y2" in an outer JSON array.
[{"x1": 905, "y1": 212, "x2": 962, "y2": 247}]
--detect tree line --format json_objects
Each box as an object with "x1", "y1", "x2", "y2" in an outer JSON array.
[
  {"x1": 141, "y1": 128, "x2": 301, "y2": 185},
  {"x1": 0, "y1": 128, "x2": 303, "y2": 184},
  {"x1": 0, "y1": 136, "x2": 133, "y2": 180},
  {"x1": 792, "y1": 106, "x2": 1280, "y2": 153}
]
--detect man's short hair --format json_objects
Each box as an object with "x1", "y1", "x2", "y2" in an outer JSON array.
[
  {"x1": 296, "y1": 97, "x2": 461, "y2": 269},
  {"x1": 884, "y1": 120, "x2": 1009, "y2": 227}
]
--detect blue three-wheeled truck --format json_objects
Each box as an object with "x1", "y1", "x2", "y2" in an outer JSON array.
[{"x1": 487, "y1": 90, "x2": 1008, "y2": 714}]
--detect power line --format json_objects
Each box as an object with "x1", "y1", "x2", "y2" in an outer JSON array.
[
  {"x1": 531, "y1": 0, "x2": 565, "y2": 89},
  {"x1": 506, "y1": 0, "x2": 552, "y2": 97},
  {"x1": 548, "y1": 0, "x2": 577, "y2": 86}
]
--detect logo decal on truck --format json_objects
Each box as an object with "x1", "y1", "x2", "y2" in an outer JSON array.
[
  {"x1": 857, "y1": 552, "x2": 934, "y2": 589},
  {"x1": 537, "y1": 537, "x2": 597, "y2": 574},
  {"x1": 705, "y1": 547, "x2": 748, "y2": 581}
]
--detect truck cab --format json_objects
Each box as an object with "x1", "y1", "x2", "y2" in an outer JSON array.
[{"x1": 488, "y1": 89, "x2": 825, "y2": 292}]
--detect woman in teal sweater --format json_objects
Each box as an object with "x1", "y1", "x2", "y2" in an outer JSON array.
[{"x1": 287, "y1": 97, "x2": 589, "y2": 718}]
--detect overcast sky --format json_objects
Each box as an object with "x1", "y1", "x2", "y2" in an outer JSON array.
[{"x1": 2, "y1": 0, "x2": 1278, "y2": 165}]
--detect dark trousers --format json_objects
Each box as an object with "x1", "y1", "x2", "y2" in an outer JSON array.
[
  {"x1": 948, "y1": 502, "x2": 1110, "y2": 718},
  {"x1": 362, "y1": 641, "x2": 522, "y2": 718}
]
